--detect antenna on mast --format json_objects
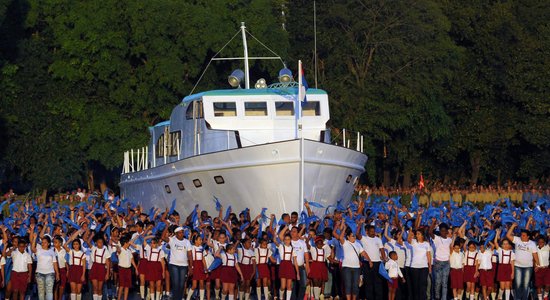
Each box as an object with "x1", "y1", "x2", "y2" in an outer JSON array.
[
  {"x1": 241, "y1": 22, "x2": 250, "y2": 89},
  {"x1": 314, "y1": 1, "x2": 318, "y2": 89}
]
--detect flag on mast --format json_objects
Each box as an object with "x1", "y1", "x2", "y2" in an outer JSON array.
[
  {"x1": 298, "y1": 60, "x2": 308, "y2": 104},
  {"x1": 419, "y1": 173, "x2": 425, "y2": 190}
]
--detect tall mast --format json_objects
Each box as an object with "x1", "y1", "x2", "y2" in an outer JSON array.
[{"x1": 241, "y1": 22, "x2": 250, "y2": 89}]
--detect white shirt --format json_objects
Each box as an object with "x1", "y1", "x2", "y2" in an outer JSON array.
[
  {"x1": 148, "y1": 246, "x2": 165, "y2": 262},
  {"x1": 341, "y1": 240, "x2": 364, "y2": 268},
  {"x1": 36, "y1": 247, "x2": 57, "y2": 274},
  {"x1": 55, "y1": 248, "x2": 67, "y2": 268},
  {"x1": 497, "y1": 248, "x2": 515, "y2": 264},
  {"x1": 291, "y1": 239, "x2": 307, "y2": 266},
  {"x1": 450, "y1": 251, "x2": 464, "y2": 269},
  {"x1": 168, "y1": 236, "x2": 191, "y2": 266},
  {"x1": 512, "y1": 237, "x2": 537, "y2": 267},
  {"x1": 238, "y1": 248, "x2": 255, "y2": 265},
  {"x1": 191, "y1": 245, "x2": 204, "y2": 261},
  {"x1": 404, "y1": 242, "x2": 413, "y2": 267},
  {"x1": 12, "y1": 250, "x2": 33, "y2": 272},
  {"x1": 118, "y1": 248, "x2": 133, "y2": 268},
  {"x1": 310, "y1": 245, "x2": 331, "y2": 262},
  {"x1": 255, "y1": 247, "x2": 272, "y2": 264},
  {"x1": 477, "y1": 250, "x2": 493, "y2": 270},
  {"x1": 278, "y1": 244, "x2": 296, "y2": 261},
  {"x1": 464, "y1": 250, "x2": 478, "y2": 266},
  {"x1": 385, "y1": 259, "x2": 404, "y2": 278},
  {"x1": 410, "y1": 240, "x2": 431, "y2": 268},
  {"x1": 360, "y1": 235, "x2": 383, "y2": 262},
  {"x1": 433, "y1": 235, "x2": 452, "y2": 261},
  {"x1": 537, "y1": 245, "x2": 549, "y2": 267},
  {"x1": 91, "y1": 246, "x2": 111, "y2": 264},
  {"x1": 221, "y1": 252, "x2": 237, "y2": 267},
  {"x1": 69, "y1": 249, "x2": 85, "y2": 266}
]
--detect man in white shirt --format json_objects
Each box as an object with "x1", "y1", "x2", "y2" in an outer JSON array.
[
  {"x1": 506, "y1": 223, "x2": 540, "y2": 300},
  {"x1": 162, "y1": 225, "x2": 193, "y2": 300},
  {"x1": 359, "y1": 224, "x2": 386, "y2": 300},
  {"x1": 429, "y1": 222, "x2": 452, "y2": 300},
  {"x1": 290, "y1": 226, "x2": 310, "y2": 300}
]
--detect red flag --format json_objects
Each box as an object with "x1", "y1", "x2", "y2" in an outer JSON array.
[{"x1": 419, "y1": 174, "x2": 425, "y2": 190}]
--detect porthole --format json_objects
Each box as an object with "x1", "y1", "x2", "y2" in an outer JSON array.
[
  {"x1": 193, "y1": 179, "x2": 202, "y2": 188},
  {"x1": 177, "y1": 182, "x2": 185, "y2": 191},
  {"x1": 346, "y1": 175, "x2": 352, "y2": 183},
  {"x1": 214, "y1": 176, "x2": 225, "y2": 184},
  {"x1": 165, "y1": 185, "x2": 172, "y2": 193}
]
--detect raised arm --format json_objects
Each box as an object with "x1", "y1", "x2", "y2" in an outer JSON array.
[
  {"x1": 384, "y1": 222, "x2": 392, "y2": 242},
  {"x1": 505, "y1": 223, "x2": 517, "y2": 242}
]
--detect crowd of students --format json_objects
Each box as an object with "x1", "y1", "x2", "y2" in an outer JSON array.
[{"x1": 0, "y1": 188, "x2": 547, "y2": 300}]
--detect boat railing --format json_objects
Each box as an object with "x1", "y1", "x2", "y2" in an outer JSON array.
[{"x1": 122, "y1": 147, "x2": 149, "y2": 174}]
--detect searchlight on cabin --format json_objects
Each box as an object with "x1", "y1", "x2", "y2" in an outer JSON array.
[
  {"x1": 278, "y1": 67, "x2": 292, "y2": 83},
  {"x1": 228, "y1": 69, "x2": 245, "y2": 88},
  {"x1": 255, "y1": 78, "x2": 267, "y2": 89}
]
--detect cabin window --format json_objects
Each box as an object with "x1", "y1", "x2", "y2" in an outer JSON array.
[
  {"x1": 177, "y1": 182, "x2": 185, "y2": 191},
  {"x1": 186, "y1": 101, "x2": 204, "y2": 120},
  {"x1": 193, "y1": 179, "x2": 202, "y2": 188},
  {"x1": 214, "y1": 176, "x2": 225, "y2": 184},
  {"x1": 302, "y1": 101, "x2": 321, "y2": 116},
  {"x1": 156, "y1": 131, "x2": 182, "y2": 158},
  {"x1": 275, "y1": 101, "x2": 294, "y2": 116},
  {"x1": 346, "y1": 174, "x2": 352, "y2": 183},
  {"x1": 213, "y1": 102, "x2": 237, "y2": 117},
  {"x1": 164, "y1": 185, "x2": 172, "y2": 193},
  {"x1": 244, "y1": 102, "x2": 268, "y2": 116}
]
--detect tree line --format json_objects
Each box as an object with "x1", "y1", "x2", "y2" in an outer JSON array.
[{"x1": 0, "y1": 0, "x2": 548, "y2": 191}]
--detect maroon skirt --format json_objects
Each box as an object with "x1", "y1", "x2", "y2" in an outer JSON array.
[
  {"x1": 479, "y1": 269, "x2": 493, "y2": 287},
  {"x1": 220, "y1": 266, "x2": 238, "y2": 284},
  {"x1": 192, "y1": 260, "x2": 208, "y2": 281},
  {"x1": 145, "y1": 261, "x2": 163, "y2": 282},
  {"x1": 463, "y1": 265, "x2": 477, "y2": 283},
  {"x1": 278, "y1": 260, "x2": 296, "y2": 280},
  {"x1": 257, "y1": 263, "x2": 270, "y2": 279},
  {"x1": 240, "y1": 264, "x2": 254, "y2": 281},
  {"x1": 90, "y1": 262, "x2": 107, "y2": 281},
  {"x1": 450, "y1": 268, "x2": 463, "y2": 289},
  {"x1": 58, "y1": 267, "x2": 68, "y2": 288},
  {"x1": 138, "y1": 258, "x2": 149, "y2": 276},
  {"x1": 497, "y1": 263, "x2": 513, "y2": 282},
  {"x1": 11, "y1": 271, "x2": 29, "y2": 292},
  {"x1": 535, "y1": 267, "x2": 549, "y2": 288},
  {"x1": 119, "y1": 267, "x2": 132, "y2": 288},
  {"x1": 388, "y1": 277, "x2": 399, "y2": 289},
  {"x1": 308, "y1": 261, "x2": 328, "y2": 281},
  {"x1": 68, "y1": 265, "x2": 85, "y2": 284},
  {"x1": 210, "y1": 265, "x2": 221, "y2": 280}
]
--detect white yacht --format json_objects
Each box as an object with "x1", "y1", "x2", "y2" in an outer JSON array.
[{"x1": 119, "y1": 23, "x2": 368, "y2": 217}]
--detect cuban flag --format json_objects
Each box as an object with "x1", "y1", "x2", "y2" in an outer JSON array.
[{"x1": 298, "y1": 60, "x2": 308, "y2": 104}]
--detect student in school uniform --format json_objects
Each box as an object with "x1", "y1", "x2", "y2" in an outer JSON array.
[
  {"x1": 210, "y1": 230, "x2": 229, "y2": 300},
  {"x1": 494, "y1": 231, "x2": 515, "y2": 300},
  {"x1": 255, "y1": 237, "x2": 275, "y2": 300},
  {"x1": 7, "y1": 238, "x2": 33, "y2": 300},
  {"x1": 219, "y1": 243, "x2": 244, "y2": 300},
  {"x1": 53, "y1": 236, "x2": 67, "y2": 300},
  {"x1": 116, "y1": 236, "x2": 137, "y2": 300},
  {"x1": 132, "y1": 222, "x2": 149, "y2": 300},
  {"x1": 237, "y1": 237, "x2": 256, "y2": 300},
  {"x1": 146, "y1": 237, "x2": 166, "y2": 300},
  {"x1": 463, "y1": 241, "x2": 478, "y2": 300},
  {"x1": 308, "y1": 235, "x2": 331, "y2": 300},
  {"x1": 89, "y1": 236, "x2": 111, "y2": 300},
  {"x1": 188, "y1": 234, "x2": 208, "y2": 300},
  {"x1": 477, "y1": 243, "x2": 494, "y2": 300},
  {"x1": 385, "y1": 251, "x2": 405, "y2": 300},
  {"x1": 274, "y1": 226, "x2": 299, "y2": 300},
  {"x1": 450, "y1": 239, "x2": 465, "y2": 300},
  {"x1": 535, "y1": 236, "x2": 549, "y2": 300},
  {"x1": 63, "y1": 233, "x2": 86, "y2": 300}
]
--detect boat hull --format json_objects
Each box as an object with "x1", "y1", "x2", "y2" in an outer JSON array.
[{"x1": 119, "y1": 139, "x2": 367, "y2": 217}]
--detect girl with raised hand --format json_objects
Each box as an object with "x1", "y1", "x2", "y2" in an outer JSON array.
[
  {"x1": 274, "y1": 225, "x2": 299, "y2": 300},
  {"x1": 63, "y1": 230, "x2": 86, "y2": 300},
  {"x1": 495, "y1": 229, "x2": 515, "y2": 300},
  {"x1": 337, "y1": 220, "x2": 371, "y2": 300},
  {"x1": 30, "y1": 225, "x2": 60, "y2": 300},
  {"x1": 218, "y1": 243, "x2": 244, "y2": 300},
  {"x1": 255, "y1": 236, "x2": 275, "y2": 300},
  {"x1": 146, "y1": 236, "x2": 166, "y2": 300},
  {"x1": 188, "y1": 234, "x2": 208, "y2": 300},
  {"x1": 463, "y1": 240, "x2": 479, "y2": 300},
  {"x1": 89, "y1": 235, "x2": 111, "y2": 300},
  {"x1": 237, "y1": 237, "x2": 256, "y2": 300},
  {"x1": 308, "y1": 235, "x2": 331, "y2": 300},
  {"x1": 407, "y1": 228, "x2": 432, "y2": 300}
]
